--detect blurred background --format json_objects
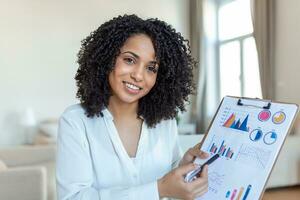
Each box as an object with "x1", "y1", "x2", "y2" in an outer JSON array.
[{"x1": 0, "y1": 0, "x2": 299, "y2": 199}]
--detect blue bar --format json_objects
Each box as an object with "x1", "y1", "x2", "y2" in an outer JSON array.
[
  {"x1": 214, "y1": 148, "x2": 217, "y2": 153},
  {"x1": 222, "y1": 148, "x2": 226, "y2": 156},
  {"x1": 218, "y1": 141, "x2": 225, "y2": 154},
  {"x1": 242, "y1": 185, "x2": 252, "y2": 200},
  {"x1": 210, "y1": 143, "x2": 215, "y2": 152},
  {"x1": 225, "y1": 147, "x2": 231, "y2": 157},
  {"x1": 225, "y1": 191, "x2": 230, "y2": 198}
]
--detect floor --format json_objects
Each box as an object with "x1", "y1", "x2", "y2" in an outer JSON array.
[{"x1": 262, "y1": 185, "x2": 300, "y2": 200}]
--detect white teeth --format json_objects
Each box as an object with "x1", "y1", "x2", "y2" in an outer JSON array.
[{"x1": 125, "y1": 82, "x2": 140, "y2": 90}]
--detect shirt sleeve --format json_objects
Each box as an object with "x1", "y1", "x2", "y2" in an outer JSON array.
[
  {"x1": 56, "y1": 114, "x2": 160, "y2": 200},
  {"x1": 170, "y1": 119, "x2": 183, "y2": 169},
  {"x1": 98, "y1": 182, "x2": 159, "y2": 199}
]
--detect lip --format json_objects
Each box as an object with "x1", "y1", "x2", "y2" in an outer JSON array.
[
  {"x1": 122, "y1": 81, "x2": 143, "y2": 90},
  {"x1": 122, "y1": 81, "x2": 143, "y2": 94}
]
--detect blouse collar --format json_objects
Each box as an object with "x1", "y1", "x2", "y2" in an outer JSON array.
[
  {"x1": 102, "y1": 108, "x2": 114, "y2": 121},
  {"x1": 102, "y1": 107, "x2": 145, "y2": 121}
]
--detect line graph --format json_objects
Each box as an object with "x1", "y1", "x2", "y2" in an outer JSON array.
[
  {"x1": 235, "y1": 144, "x2": 271, "y2": 169},
  {"x1": 209, "y1": 171, "x2": 225, "y2": 186},
  {"x1": 207, "y1": 171, "x2": 226, "y2": 194}
]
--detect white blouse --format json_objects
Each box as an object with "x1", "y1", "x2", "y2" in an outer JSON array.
[{"x1": 56, "y1": 104, "x2": 182, "y2": 200}]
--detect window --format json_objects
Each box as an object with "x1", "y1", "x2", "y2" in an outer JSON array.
[{"x1": 218, "y1": 0, "x2": 262, "y2": 99}]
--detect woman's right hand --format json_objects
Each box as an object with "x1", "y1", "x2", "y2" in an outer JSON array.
[{"x1": 158, "y1": 163, "x2": 208, "y2": 200}]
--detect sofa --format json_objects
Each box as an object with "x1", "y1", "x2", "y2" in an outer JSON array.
[{"x1": 0, "y1": 145, "x2": 56, "y2": 200}]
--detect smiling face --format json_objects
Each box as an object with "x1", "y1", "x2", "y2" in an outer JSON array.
[{"x1": 108, "y1": 34, "x2": 159, "y2": 106}]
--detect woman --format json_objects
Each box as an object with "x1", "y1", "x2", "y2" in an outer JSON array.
[{"x1": 56, "y1": 14, "x2": 209, "y2": 200}]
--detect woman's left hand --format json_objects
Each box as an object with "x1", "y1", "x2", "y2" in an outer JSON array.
[{"x1": 179, "y1": 143, "x2": 209, "y2": 167}]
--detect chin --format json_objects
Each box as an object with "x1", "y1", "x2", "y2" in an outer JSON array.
[
  {"x1": 111, "y1": 89, "x2": 148, "y2": 105},
  {"x1": 118, "y1": 94, "x2": 141, "y2": 104}
]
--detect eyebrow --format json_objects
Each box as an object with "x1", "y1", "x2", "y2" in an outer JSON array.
[{"x1": 121, "y1": 51, "x2": 158, "y2": 65}]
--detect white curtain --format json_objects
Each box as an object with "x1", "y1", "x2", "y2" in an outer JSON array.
[
  {"x1": 251, "y1": 0, "x2": 276, "y2": 99},
  {"x1": 190, "y1": 0, "x2": 219, "y2": 133}
]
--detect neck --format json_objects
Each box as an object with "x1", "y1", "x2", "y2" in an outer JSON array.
[{"x1": 107, "y1": 96, "x2": 139, "y2": 120}]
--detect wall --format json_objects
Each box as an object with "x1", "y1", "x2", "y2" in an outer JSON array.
[
  {"x1": 274, "y1": 0, "x2": 300, "y2": 134},
  {"x1": 0, "y1": 0, "x2": 190, "y2": 146},
  {"x1": 274, "y1": 0, "x2": 300, "y2": 104}
]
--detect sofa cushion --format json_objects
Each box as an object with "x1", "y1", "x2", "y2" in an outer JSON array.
[{"x1": 0, "y1": 159, "x2": 7, "y2": 171}]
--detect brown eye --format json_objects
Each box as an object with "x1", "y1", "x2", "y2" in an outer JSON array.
[
  {"x1": 147, "y1": 65, "x2": 158, "y2": 73},
  {"x1": 124, "y1": 57, "x2": 135, "y2": 65}
]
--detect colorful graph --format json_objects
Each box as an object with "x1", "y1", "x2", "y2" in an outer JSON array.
[
  {"x1": 249, "y1": 129, "x2": 263, "y2": 142},
  {"x1": 207, "y1": 171, "x2": 226, "y2": 194},
  {"x1": 272, "y1": 111, "x2": 286, "y2": 124},
  {"x1": 236, "y1": 144, "x2": 271, "y2": 169},
  {"x1": 258, "y1": 110, "x2": 271, "y2": 122},
  {"x1": 209, "y1": 171, "x2": 225, "y2": 186},
  {"x1": 225, "y1": 184, "x2": 252, "y2": 200},
  {"x1": 263, "y1": 131, "x2": 277, "y2": 145},
  {"x1": 209, "y1": 140, "x2": 234, "y2": 159},
  {"x1": 223, "y1": 113, "x2": 250, "y2": 132}
]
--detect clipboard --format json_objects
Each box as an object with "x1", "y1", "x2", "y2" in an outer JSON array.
[{"x1": 188, "y1": 96, "x2": 299, "y2": 200}]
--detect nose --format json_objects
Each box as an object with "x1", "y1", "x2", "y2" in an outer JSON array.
[{"x1": 130, "y1": 65, "x2": 143, "y2": 82}]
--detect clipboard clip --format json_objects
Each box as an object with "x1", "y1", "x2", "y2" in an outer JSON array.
[{"x1": 237, "y1": 99, "x2": 271, "y2": 109}]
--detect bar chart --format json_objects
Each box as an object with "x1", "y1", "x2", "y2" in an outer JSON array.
[
  {"x1": 209, "y1": 140, "x2": 235, "y2": 159},
  {"x1": 225, "y1": 184, "x2": 252, "y2": 200}
]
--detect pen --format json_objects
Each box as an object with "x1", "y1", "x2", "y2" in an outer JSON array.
[{"x1": 187, "y1": 153, "x2": 220, "y2": 182}]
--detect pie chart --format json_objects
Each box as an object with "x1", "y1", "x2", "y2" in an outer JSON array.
[
  {"x1": 258, "y1": 110, "x2": 271, "y2": 122},
  {"x1": 249, "y1": 129, "x2": 263, "y2": 142},
  {"x1": 264, "y1": 131, "x2": 277, "y2": 145},
  {"x1": 272, "y1": 111, "x2": 286, "y2": 124}
]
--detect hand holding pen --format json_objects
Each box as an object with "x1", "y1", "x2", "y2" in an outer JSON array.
[{"x1": 186, "y1": 153, "x2": 220, "y2": 182}]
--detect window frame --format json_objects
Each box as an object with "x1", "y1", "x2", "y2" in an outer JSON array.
[{"x1": 216, "y1": 0, "x2": 255, "y2": 99}]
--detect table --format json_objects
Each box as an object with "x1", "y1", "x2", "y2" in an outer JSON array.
[{"x1": 262, "y1": 185, "x2": 300, "y2": 200}]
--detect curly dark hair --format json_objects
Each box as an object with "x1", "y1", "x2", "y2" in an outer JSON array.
[{"x1": 75, "y1": 14, "x2": 196, "y2": 127}]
